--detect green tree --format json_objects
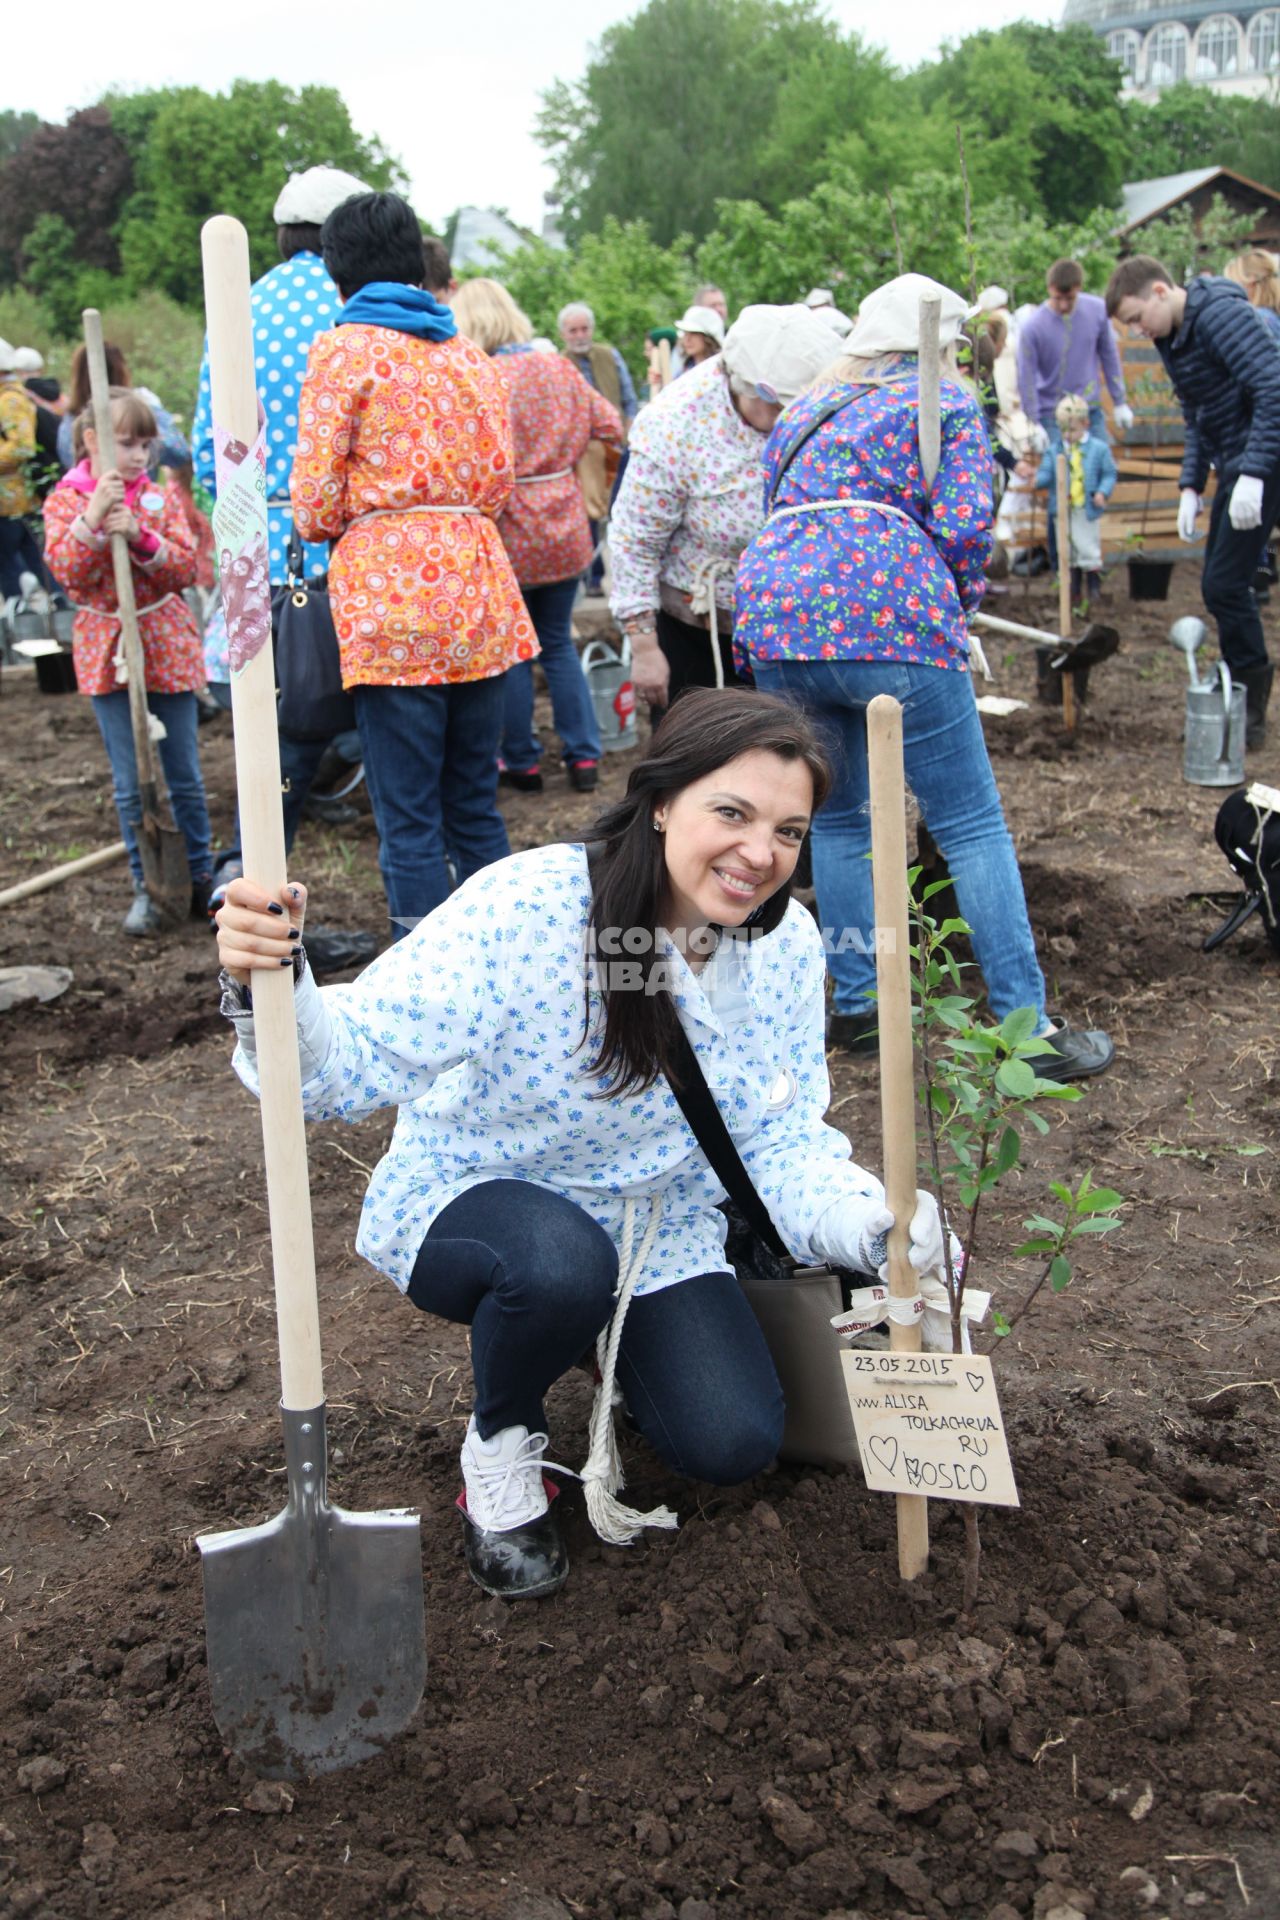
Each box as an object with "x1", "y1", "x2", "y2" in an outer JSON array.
[
  {"x1": 1124, "y1": 84, "x2": 1280, "y2": 190},
  {"x1": 917, "y1": 23, "x2": 1128, "y2": 224},
  {"x1": 113, "y1": 81, "x2": 404, "y2": 305},
  {"x1": 491, "y1": 217, "x2": 695, "y2": 378},
  {"x1": 536, "y1": 0, "x2": 841, "y2": 243},
  {"x1": 0, "y1": 107, "x2": 133, "y2": 289},
  {"x1": 0, "y1": 110, "x2": 39, "y2": 166}
]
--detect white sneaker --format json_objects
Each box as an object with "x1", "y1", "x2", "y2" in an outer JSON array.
[{"x1": 460, "y1": 1418, "x2": 555, "y2": 1534}]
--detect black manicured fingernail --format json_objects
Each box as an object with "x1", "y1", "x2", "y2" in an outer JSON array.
[
  {"x1": 280, "y1": 956, "x2": 292, "y2": 966},
  {"x1": 267, "y1": 901, "x2": 284, "y2": 916},
  {"x1": 288, "y1": 928, "x2": 301, "y2": 941}
]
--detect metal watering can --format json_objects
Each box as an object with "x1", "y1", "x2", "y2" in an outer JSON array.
[
  {"x1": 581, "y1": 636, "x2": 637, "y2": 752},
  {"x1": 1170, "y1": 619, "x2": 1246, "y2": 787}
]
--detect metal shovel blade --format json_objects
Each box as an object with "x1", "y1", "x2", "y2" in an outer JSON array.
[
  {"x1": 198, "y1": 1404, "x2": 425, "y2": 1779},
  {"x1": 1046, "y1": 621, "x2": 1120, "y2": 674},
  {"x1": 138, "y1": 799, "x2": 193, "y2": 927}
]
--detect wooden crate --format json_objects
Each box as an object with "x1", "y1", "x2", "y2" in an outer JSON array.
[{"x1": 1097, "y1": 335, "x2": 1211, "y2": 562}]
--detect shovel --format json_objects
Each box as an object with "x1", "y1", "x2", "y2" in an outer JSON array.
[
  {"x1": 970, "y1": 609, "x2": 1121, "y2": 676},
  {"x1": 82, "y1": 311, "x2": 190, "y2": 924},
  {"x1": 196, "y1": 214, "x2": 425, "y2": 1780}
]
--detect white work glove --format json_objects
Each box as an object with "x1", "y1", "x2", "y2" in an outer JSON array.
[
  {"x1": 1028, "y1": 422, "x2": 1050, "y2": 455},
  {"x1": 1112, "y1": 403, "x2": 1134, "y2": 433},
  {"x1": 1177, "y1": 489, "x2": 1201, "y2": 543},
  {"x1": 1229, "y1": 474, "x2": 1264, "y2": 532},
  {"x1": 857, "y1": 1189, "x2": 956, "y2": 1282}
]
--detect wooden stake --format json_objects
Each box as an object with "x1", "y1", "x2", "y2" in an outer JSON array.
[
  {"x1": 1055, "y1": 452, "x2": 1076, "y2": 733},
  {"x1": 867, "y1": 694, "x2": 929, "y2": 1581}
]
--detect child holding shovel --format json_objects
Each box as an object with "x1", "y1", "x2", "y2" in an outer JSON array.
[
  {"x1": 1034, "y1": 391, "x2": 1116, "y2": 614},
  {"x1": 43, "y1": 388, "x2": 213, "y2": 935}
]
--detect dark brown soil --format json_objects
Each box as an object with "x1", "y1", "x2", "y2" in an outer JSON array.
[{"x1": 2, "y1": 575, "x2": 1278, "y2": 1920}]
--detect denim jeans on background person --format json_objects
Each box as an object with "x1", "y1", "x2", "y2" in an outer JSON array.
[
  {"x1": 1200, "y1": 462, "x2": 1280, "y2": 678},
  {"x1": 213, "y1": 726, "x2": 364, "y2": 874},
  {"x1": 751, "y1": 657, "x2": 1046, "y2": 1025},
  {"x1": 354, "y1": 676, "x2": 509, "y2": 938},
  {"x1": 90, "y1": 689, "x2": 212, "y2": 887},
  {"x1": 502, "y1": 576, "x2": 601, "y2": 771},
  {"x1": 0, "y1": 516, "x2": 55, "y2": 601},
  {"x1": 408, "y1": 1180, "x2": 783, "y2": 1484}
]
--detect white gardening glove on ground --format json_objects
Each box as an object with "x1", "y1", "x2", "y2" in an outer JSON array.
[
  {"x1": 1177, "y1": 489, "x2": 1201, "y2": 542},
  {"x1": 1112, "y1": 403, "x2": 1134, "y2": 432},
  {"x1": 1028, "y1": 422, "x2": 1050, "y2": 455},
  {"x1": 1229, "y1": 474, "x2": 1264, "y2": 532}
]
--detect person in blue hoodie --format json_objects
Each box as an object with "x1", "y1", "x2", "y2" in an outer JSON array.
[
  {"x1": 1035, "y1": 391, "x2": 1117, "y2": 612},
  {"x1": 1107, "y1": 254, "x2": 1280, "y2": 749}
]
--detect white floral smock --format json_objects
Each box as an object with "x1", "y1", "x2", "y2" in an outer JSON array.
[
  {"x1": 227, "y1": 842, "x2": 885, "y2": 1296},
  {"x1": 608, "y1": 358, "x2": 770, "y2": 625}
]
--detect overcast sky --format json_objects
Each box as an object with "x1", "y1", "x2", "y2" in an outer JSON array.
[{"x1": 4, "y1": 0, "x2": 1063, "y2": 236}]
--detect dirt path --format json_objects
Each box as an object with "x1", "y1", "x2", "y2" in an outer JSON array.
[{"x1": 1, "y1": 575, "x2": 1277, "y2": 1920}]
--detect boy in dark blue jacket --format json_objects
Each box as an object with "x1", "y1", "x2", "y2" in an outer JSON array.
[{"x1": 1107, "y1": 254, "x2": 1280, "y2": 748}]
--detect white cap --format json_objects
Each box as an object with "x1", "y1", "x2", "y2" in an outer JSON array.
[
  {"x1": 972, "y1": 284, "x2": 1009, "y2": 317},
  {"x1": 273, "y1": 166, "x2": 372, "y2": 226},
  {"x1": 0, "y1": 338, "x2": 17, "y2": 373},
  {"x1": 721, "y1": 303, "x2": 840, "y2": 406},
  {"x1": 846, "y1": 274, "x2": 969, "y2": 358},
  {"x1": 673, "y1": 304, "x2": 725, "y2": 348},
  {"x1": 814, "y1": 305, "x2": 853, "y2": 336},
  {"x1": 12, "y1": 346, "x2": 45, "y2": 372},
  {"x1": 804, "y1": 287, "x2": 835, "y2": 309}
]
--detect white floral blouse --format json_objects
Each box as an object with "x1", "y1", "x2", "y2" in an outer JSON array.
[
  {"x1": 227, "y1": 843, "x2": 885, "y2": 1297},
  {"x1": 608, "y1": 359, "x2": 770, "y2": 624}
]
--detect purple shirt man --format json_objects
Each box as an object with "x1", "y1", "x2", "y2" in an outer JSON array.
[{"x1": 1018, "y1": 261, "x2": 1131, "y2": 439}]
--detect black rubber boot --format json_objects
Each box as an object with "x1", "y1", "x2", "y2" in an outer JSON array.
[
  {"x1": 1069, "y1": 566, "x2": 1082, "y2": 607},
  {"x1": 457, "y1": 1487, "x2": 569, "y2": 1600},
  {"x1": 1242, "y1": 664, "x2": 1273, "y2": 750},
  {"x1": 1035, "y1": 649, "x2": 1061, "y2": 707}
]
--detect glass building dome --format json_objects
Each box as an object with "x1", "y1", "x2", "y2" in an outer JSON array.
[{"x1": 1063, "y1": 0, "x2": 1280, "y2": 95}]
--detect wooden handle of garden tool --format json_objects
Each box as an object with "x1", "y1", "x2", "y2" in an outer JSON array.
[
  {"x1": 83, "y1": 310, "x2": 159, "y2": 803},
  {"x1": 918, "y1": 296, "x2": 941, "y2": 496},
  {"x1": 866, "y1": 694, "x2": 929, "y2": 1580},
  {"x1": 1055, "y1": 452, "x2": 1076, "y2": 732},
  {"x1": 201, "y1": 215, "x2": 324, "y2": 1413}
]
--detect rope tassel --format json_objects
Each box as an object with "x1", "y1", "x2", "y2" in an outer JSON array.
[{"x1": 579, "y1": 1198, "x2": 679, "y2": 1546}]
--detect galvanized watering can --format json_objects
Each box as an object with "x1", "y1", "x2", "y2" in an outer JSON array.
[
  {"x1": 1169, "y1": 618, "x2": 1246, "y2": 788},
  {"x1": 581, "y1": 636, "x2": 637, "y2": 752}
]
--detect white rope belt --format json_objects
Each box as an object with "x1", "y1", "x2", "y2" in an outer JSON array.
[
  {"x1": 687, "y1": 557, "x2": 734, "y2": 691},
  {"x1": 579, "y1": 1197, "x2": 679, "y2": 1545},
  {"x1": 350, "y1": 503, "x2": 482, "y2": 525},
  {"x1": 769, "y1": 495, "x2": 918, "y2": 528},
  {"x1": 515, "y1": 468, "x2": 573, "y2": 486}
]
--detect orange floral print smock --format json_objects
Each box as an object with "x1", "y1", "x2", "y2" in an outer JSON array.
[
  {"x1": 290, "y1": 326, "x2": 537, "y2": 689},
  {"x1": 42, "y1": 466, "x2": 203, "y2": 697}
]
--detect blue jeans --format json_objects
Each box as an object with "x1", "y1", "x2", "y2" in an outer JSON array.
[
  {"x1": 752, "y1": 658, "x2": 1046, "y2": 1024},
  {"x1": 0, "y1": 516, "x2": 53, "y2": 601},
  {"x1": 409, "y1": 1181, "x2": 783, "y2": 1484},
  {"x1": 354, "y1": 677, "x2": 509, "y2": 938},
  {"x1": 502, "y1": 577, "x2": 601, "y2": 770},
  {"x1": 215, "y1": 725, "x2": 363, "y2": 873},
  {"x1": 90, "y1": 690, "x2": 212, "y2": 886}
]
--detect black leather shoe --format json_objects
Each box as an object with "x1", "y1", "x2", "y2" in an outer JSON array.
[
  {"x1": 304, "y1": 928, "x2": 380, "y2": 976},
  {"x1": 1033, "y1": 1023, "x2": 1115, "y2": 1083},
  {"x1": 827, "y1": 1010, "x2": 879, "y2": 1055},
  {"x1": 457, "y1": 1487, "x2": 569, "y2": 1600},
  {"x1": 498, "y1": 766, "x2": 543, "y2": 793}
]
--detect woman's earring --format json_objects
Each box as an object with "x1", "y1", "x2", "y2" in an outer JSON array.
[{"x1": 653, "y1": 819, "x2": 663, "y2": 833}]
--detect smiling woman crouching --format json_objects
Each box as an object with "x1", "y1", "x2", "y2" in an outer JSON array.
[{"x1": 214, "y1": 688, "x2": 949, "y2": 1600}]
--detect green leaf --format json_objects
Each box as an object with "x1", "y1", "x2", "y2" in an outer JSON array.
[
  {"x1": 993, "y1": 1125, "x2": 1021, "y2": 1176},
  {"x1": 1049, "y1": 1254, "x2": 1072, "y2": 1292},
  {"x1": 1027, "y1": 1111, "x2": 1050, "y2": 1135},
  {"x1": 921, "y1": 877, "x2": 954, "y2": 903},
  {"x1": 999, "y1": 1006, "x2": 1040, "y2": 1048},
  {"x1": 1015, "y1": 1236, "x2": 1057, "y2": 1257},
  {"x1": 1069, "y1": 1215, "x2": 1123, "y2": 1234},
  {"x1": 996, "y1": 1057, "x2": 1038, "y2": 1099},
  {"x1": 1022, "y1": 1214, "x2": 1062, "y2": 1235},
  {"x1": 992, "y1": 1309, "x2": 1011, "y2": 1338},
  {"x1": 1077, "y1": 1187, "x2": 1123, "y2": 1212},
  {"x1": 1048, "y1": 1179, "x2": 1073, "y2": 1206},
  {"x1": 935, "y1": 917, "x2": 973, "y2": 940}
]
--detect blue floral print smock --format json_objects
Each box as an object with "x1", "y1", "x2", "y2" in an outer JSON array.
[{"x1": 734, "y1": 374, "x2": 993, "y2": 673}]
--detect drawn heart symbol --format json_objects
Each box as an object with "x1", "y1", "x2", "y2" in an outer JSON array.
[
  {"x1": 965, "y1": 1371, "x2": 984, "y2": 1395},
  {"x1": 868, "y1": 1435, "x2": 899, "y2": 1475}
]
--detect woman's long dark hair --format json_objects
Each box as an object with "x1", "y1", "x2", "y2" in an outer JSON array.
[{"x1": 585, "y1": 686, "x2": 832, "y2": 1097}]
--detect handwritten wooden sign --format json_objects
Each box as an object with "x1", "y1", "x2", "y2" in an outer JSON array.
[{"x1": 840, "y1": 1351, "x2": 1019, "y2": 1508}]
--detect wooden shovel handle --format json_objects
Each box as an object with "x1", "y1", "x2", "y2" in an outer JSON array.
[
  {"x1": 867, "y1": 694, "x2": 929, "y2": 1579},
  {"x1": 1055, "y1": 452, "x2": 1077, "y2": 733},
  {"x1": 82, "y1": 311, "x2": 159, "y2": 803},
  {"x1": 918, "y1": 296, "x2": 941, "y2": 496},
  {"x1": 201, "y1": 216, "x2": 324, "y2": 1412}
]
